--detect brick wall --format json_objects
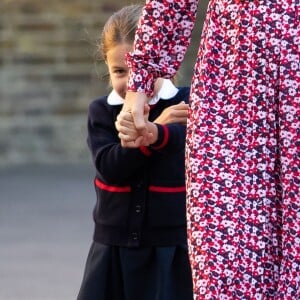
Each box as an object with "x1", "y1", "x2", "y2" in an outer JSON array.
[{"x1": 0, "y1": 0, "x2": 208, "y2": 166}]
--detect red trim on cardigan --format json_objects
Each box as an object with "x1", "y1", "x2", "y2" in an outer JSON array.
[
  {"x1": 95, "y1": 178, "x2": 185, "y2": 194},
  {"x1": 152, "y1": 125, "x2": 169, "y2": 150},
  {"x1": 139, "y1": 146, "x2": 152, "y2": 156},
  {"x1": 149, "y1": 185, "x2": 186, "y2": 193},
  {"x1": 95, "y1": 178, "x2": 131, "y2": 192}
]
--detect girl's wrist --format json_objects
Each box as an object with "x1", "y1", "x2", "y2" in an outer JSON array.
[{"x1": 147, "y1": 122, "x2": 158, "y2": 145}]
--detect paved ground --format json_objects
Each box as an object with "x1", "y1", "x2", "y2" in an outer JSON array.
[{"x1": 0, "y1": 163, "x2": 96, "y2": 300}]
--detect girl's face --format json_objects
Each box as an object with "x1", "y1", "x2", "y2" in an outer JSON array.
[{"x1": 106, "y1": 43, "x2": 133, "y2": 99}]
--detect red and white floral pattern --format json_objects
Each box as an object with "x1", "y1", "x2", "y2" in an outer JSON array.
[{"x1": 126, "y1": 0, "x2": 300, "y2": 299}]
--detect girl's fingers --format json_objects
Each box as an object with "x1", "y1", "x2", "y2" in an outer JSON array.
[
  {"x1": 115, "y1": 120, "x2": 136, "y2": 131},
  {"x1": 118, "y1": 131, "x2": 138, "y2": 141},
  {"x1": 115, "y1": 115, "x2": 137, "y2": 133},
  {"x1": 117, "y1": 111, "x2": 133, "y2": 121},
  {"x1": 120, "y1": 136, "x2": 145, "y2": 148},
  {"x1": 117, "y1": 125, "x2": 138, "y2": 137}
]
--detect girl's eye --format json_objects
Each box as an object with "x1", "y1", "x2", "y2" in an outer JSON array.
[
  {"x1": 109, "y1": 67, "x2": 128, "y2": 78},
  {"x1": 114, "y1": 69, "x2": 126, "y2": 75}
]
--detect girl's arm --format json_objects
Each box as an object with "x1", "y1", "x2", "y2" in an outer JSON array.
[
  {"x1": 154, "y1": 102, "x2": 189, "y2": 125},
  {"x1": 87, "y1": 100, "x2": 149, "y2": 182},
  {"x1": 116, "y1": 102, "x2": 188, "y2": 153}
]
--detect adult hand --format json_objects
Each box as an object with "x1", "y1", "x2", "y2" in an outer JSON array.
[
  {"x1": 120, "y1": 91, "x2": 150, "y2": 147},
  {"x1": 154, "y1": 101, "x2": 189, "y2": 125}
]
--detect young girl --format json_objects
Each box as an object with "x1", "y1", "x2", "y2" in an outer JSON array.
[{"x1": 77, "y1": 5, "x2": 193, "y2": 300}]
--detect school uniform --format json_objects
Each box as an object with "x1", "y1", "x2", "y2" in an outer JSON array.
[{"x1": 77, "y1": 79, "x2": 193, "y2": 300}]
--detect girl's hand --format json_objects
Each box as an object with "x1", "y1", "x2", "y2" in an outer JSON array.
[
  {"x1": 116, "y1": 103, "x2": 153, "y2": 147},
  {"x1": 115, "y1": 111, "x2": 141, "y2": 141},
  {"x1": 154, "y1": 101, "x2": 189, "y2": 125}
]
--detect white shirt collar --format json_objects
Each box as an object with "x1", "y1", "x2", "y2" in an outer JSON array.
[{"x1": 107, "y1": 79, "x2": 179, "y2": 106}]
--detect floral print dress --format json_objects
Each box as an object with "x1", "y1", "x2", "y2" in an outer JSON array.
[{"x1": 126, "y1": 0, "x2": 300, "y2": 299}]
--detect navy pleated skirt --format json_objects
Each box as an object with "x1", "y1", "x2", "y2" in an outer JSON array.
[{"x1": 77, "y1": 242, "x2": 193, "y2": 300}]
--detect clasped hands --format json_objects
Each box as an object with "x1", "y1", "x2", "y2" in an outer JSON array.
[{"x1": 115, "y1": 91, "x2": 189, "y2": 148}]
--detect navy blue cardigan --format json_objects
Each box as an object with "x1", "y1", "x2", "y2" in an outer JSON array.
[{"x1": 87, "y1": 87, "x2": 190, "y2": 247}]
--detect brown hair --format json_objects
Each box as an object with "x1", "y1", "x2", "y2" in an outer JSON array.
[{"x1": 98, "y1": 4, "x2": 143, "y2": 61}]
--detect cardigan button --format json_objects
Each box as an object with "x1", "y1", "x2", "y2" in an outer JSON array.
[
  {"x1": 135, "y1": 205, "x2": 142, "y2": 213},
  {"x1": 131, "y1": 232, "x2": 138, "y2": 240},
  {"x1": 136, "y1": 181, "x2": 143, "y2": 189}
]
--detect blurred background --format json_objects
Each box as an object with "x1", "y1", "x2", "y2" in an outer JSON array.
[{"x1": 0, "y1": 0, "x2": 209, "y2": 299}]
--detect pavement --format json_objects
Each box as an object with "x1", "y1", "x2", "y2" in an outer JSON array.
[{"x1": 0, "y1": 163, "x2": 96, "y2": 300}]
